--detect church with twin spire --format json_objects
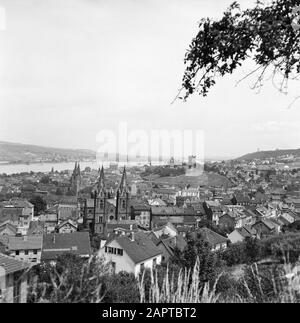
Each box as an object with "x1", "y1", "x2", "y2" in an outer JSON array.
[{"x1": 84, "y1": 166, "x2": 131, "y2": 235}]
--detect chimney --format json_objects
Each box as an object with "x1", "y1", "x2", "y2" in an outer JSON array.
[{"x1": 53, "y1": 234, "x2": 56, "y2": 244}]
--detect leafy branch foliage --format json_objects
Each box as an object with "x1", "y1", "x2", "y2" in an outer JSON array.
[{"x1": 180, "y1": 0, "x2": 300, "y2": 100}]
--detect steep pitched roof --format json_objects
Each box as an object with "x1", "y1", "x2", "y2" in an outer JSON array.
[
  {"x1": 151, "y1": 206, "x2": 190, "y2": 216},
  {"x1": 198, "y1": 227, "x2": 229, "y2": 246},
  {"x1": 0, "y1": 207, "x2": 23, "y2": 224},
  {"x1": 109, "y1": 232, "x2": 162, "y2": 264},
  {"x1": 0, "y1": 221, "x2": 18, "y2": 235},
  {"x1": 0, "y1": 253, "x2": 31, "y2": 275},
  {"x1": 8, "y1": 235, "x2": 43, "y2": 251},
  {"x1": 254, "y1": 218, "x2": 277, "y2": 231},
  {"x1": 277, "y1": 216, "x2": 290, "y2": 226},
  {"x1": 236, "y1": 226, "x2": 253, "y2": 239},
  {"x1": 9, "y1": 199, "x2": 34, "y2": 208},
  {"x1": 42, "y1": 232, "x2": 91, "y2": 261},
  {"x1": 159, "y1": 234, "x2": 187, "y2": 253},
  {"x1": 27, "y1": 221, "x2": 45, "y2": 235},
  {"x1": 107, "y1": 221, "x2": 138, "y2": 233},
  {"x1": 57, "y1": 219, "x2": 77, "y2": 229}
]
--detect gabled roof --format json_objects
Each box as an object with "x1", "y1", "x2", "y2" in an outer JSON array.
[
  {"x1": 277, "y1": 216, "x2": 291, "y2": 226},
  {"x1": 152, "y1": 222, "x2": 178, "y2": 235},
  {"x1": 8, "y1": 235, "x2": 43, "y2": 251},
  {"x1": 235, "y1": 225, "x2": 256, "y2": 239},
  {"x1": 130, "y1": 200, "x2": 151, "y2": 211},
  {"x1": 0, "y1": 253, "x2": 31, "y2": 275},
  {"x1": 57, "y1": 219, "x2": 77, "y2": 229},
  {"x1": 0, "y1": 207, "x2": 23, "y2": 223},
  {"x1": 159, "y1": 234, "x2": 187, "y2": 253},
  {"x1": 39, "y1": 213, "x2": 58, "y2": 222},
  {"x1": 235, "y1": 194, "x2": 251, "y2": 203},
  {"x1": 253, "y1": 218, "x2": 277, "y2": 231},
  {"x1": 198, "y1": 228, "x2": 229, "y2": 246},
  {"x1": 151, "y1": 206, "x2": 196, "y2": 216},
  {"x1": 219, "y1": 213, "x2": 235, "y2": 221},
  {"x1": 243, "y1": 224, "x2": 257, "y2": 235},
  {"x1": 1, "y1": 199, "x2": 33, "y2": 209},
  {"x1": 148, "y1": 198, "x2": 167, "y2": 206},
  {"x1": 145, "y1": 231, "x2": 161, "y2": 245},
  {"x1": 107, "y1": 221, "x2": 138, "y2": 233},
  {"x1": 42, "y1": 232, "x2": 91, "y2": 261},
  {"x1": 28, "y1": 221, "x2": 45, "y2": 235},
  {"x1": 285, "y1": 210, "x2": 300, "y2": 221},
  {"x1": 108, "y1": 231, "x2": 162, "y2": 264},
  {"x1": 0, "y1": 221, "x2": 18, "y2": 235}
]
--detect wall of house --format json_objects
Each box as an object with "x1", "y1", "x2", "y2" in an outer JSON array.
[
  {"x1": 0, "y1": 267, "x2": 5, "y2": 303},
  {"x1": 228, "y1": 230, "x2": 244, "y2": 244},
  {"x1": 17, "y1": 223, "x2": 30, "y2": 236},
  {"x1": 45, "y1": 223, "x2": 56, "y2": 234},
  {"x1": 99, "y1": 240, "x2": 162, "y2": 277},
  {"x1": 22, "y1": 207, "x2": 34, "y2": 221},
  {"x1": 98, "y1": 240, "x2": 135, "y2": 274},
  {"x1": 211, "y1": 242, "x2": 227, "y2": 252},
  {"x1": 10, "y1": 249, "x2": 41, "y2": 263},
  {"x1": 157, "y1": 225, "x2": 177, "y2": 238},
  {"x1": 138, "y1": 211, "x2": 150, "y2": 228},
  {"x1": 0, "y1": 270, "x2": 28, "y2": 303},
  {"x1": 156, "y1": 243, "x2": 171, "y2": 263},
  {"x1": 281, "y1": 212, "x2": 295, "y2": 224},
  {"x1": 134, "y1": 255, "x2": 162, "y2": 277}
]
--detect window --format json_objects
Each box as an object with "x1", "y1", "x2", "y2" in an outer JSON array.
[
  {"x1": 122, "y1": 200, "x2": 126, "y2": 209},
  {"x1": 25, "y1": 250, "x2": 29, "y2": 255},
  {"x1": 105, "y1": 246, "x2": 108, "y2": 253},
  {"x1": 153, "y1": 258, "x2": 157, "y2": 267},
  {"x1": 15, "y1": 251, "x2": 19, "y2": 256},
  {"x1": 117, "y1": 249, "x2": 123, "y2": 256},
  {"x1": 140, "y1": 263, "x2": 145, "y2": 272},
  {"x1": 100, "y1": 200, "x2": 104, "y2": 210}
]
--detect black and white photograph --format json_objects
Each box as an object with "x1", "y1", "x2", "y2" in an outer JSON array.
[{"x1": 1, "y1": 0, "x2": 300, "y2": 309}]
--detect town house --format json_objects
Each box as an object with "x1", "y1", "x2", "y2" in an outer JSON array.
[{"x1": 99, "y1": 231, "x2": 162, "y2": 276}]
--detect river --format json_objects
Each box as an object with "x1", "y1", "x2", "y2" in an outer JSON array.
[{"x1": 0, "y1": 160, "x2": 165, "y2": 175}]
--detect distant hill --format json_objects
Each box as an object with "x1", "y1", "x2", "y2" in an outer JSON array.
[
  {"x1": 237, "y1": 148, "x2": 300, "y2": 161},
  {"x1": 153, "y1": 172, "x2": 233, "y2": 188},
  {"x1": 0, "y1": 141, "x2": 96, "y2": 163}
]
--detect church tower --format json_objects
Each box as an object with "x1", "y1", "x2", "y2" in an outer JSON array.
[
  {"x1": 93, "y1": 166, "x2": 107, "y2": 234},
  {"x1": 115, "y1": 166, "x2": 130, "y2": 221},
  {"x1": 70, "y1": 161, "x2": 82, "y2": 196}
]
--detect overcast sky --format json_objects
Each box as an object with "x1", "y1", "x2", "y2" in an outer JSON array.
[{"x1": 0, "y1": 0, "x2": 299, "y2": 159}]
